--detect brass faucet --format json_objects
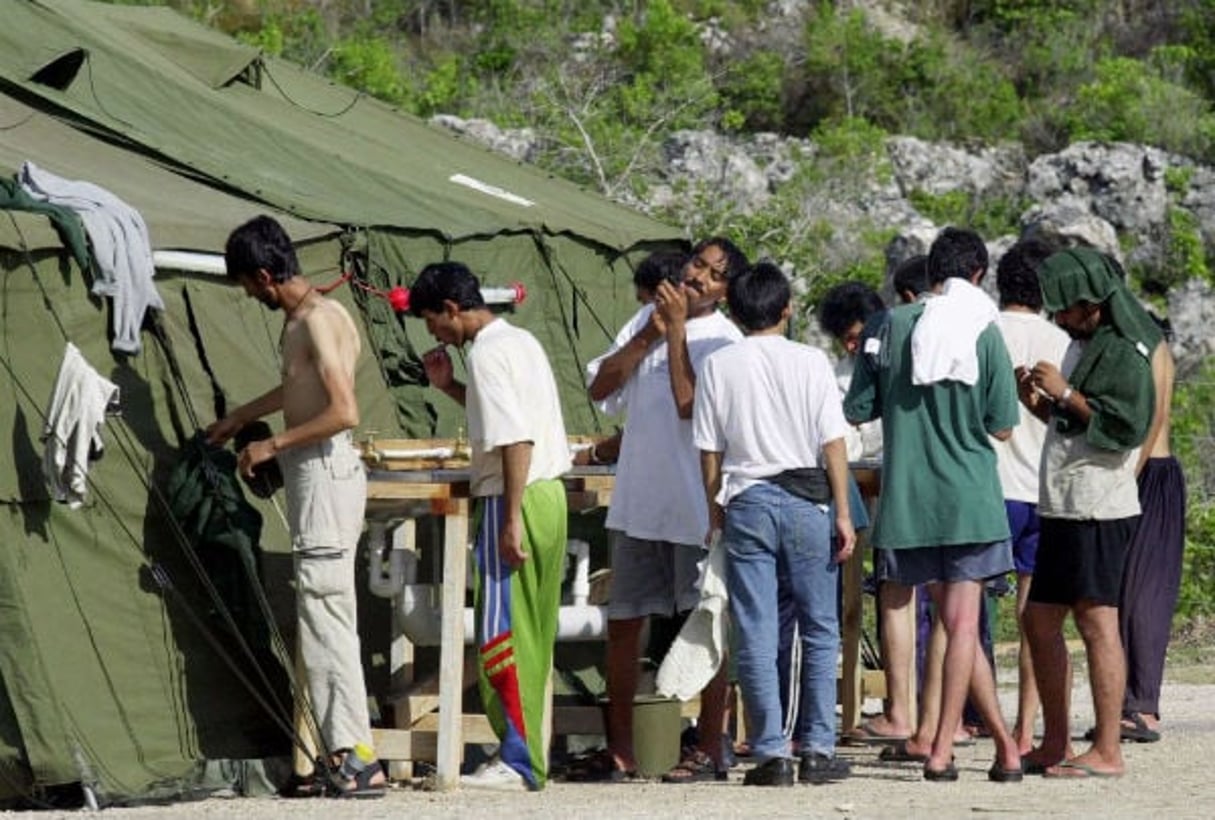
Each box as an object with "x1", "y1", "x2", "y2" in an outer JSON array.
[{"x1": 359, "y1": 430, "x2": 382, "y2": 465}]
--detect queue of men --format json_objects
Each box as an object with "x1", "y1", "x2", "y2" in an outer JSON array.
[{"x1": 216, "y1": 215, "x2": 1182, "y2": 794}]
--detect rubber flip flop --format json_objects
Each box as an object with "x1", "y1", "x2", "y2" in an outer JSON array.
[
  {"x1": 923, "y1": 763, "x2": 959, "y2": 782},
  {"x1": 1022, "y1": 758, "x2": 1060, "y2": 776},
  {"x1": 878, "y1": 741, "x2": 928, "y2": 763},
  {"x1": 845, "y1": 722, "x2": 908, "y2": 745},
  {"x1": 988, "y1": 764, "x2": 1024, "y2": 783},
  {"x1": 1120, "y1": 713, "x2": 1161, "y2": 743},
  {"x1": 1042, "y1": 760, "x2": 1123, "y2": 779}
]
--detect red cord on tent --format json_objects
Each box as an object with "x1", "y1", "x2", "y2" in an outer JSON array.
[
  {"x1": 315, "y1": 271, "x2": 353, "y2": 295},
  {"x1": 315, "y1": 270, "x2": 525, "y2": 315}
]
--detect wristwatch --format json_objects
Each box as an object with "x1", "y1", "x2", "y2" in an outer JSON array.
[{"x1": 1057, "y1": 385, "x2": 1074, "y2": 406}]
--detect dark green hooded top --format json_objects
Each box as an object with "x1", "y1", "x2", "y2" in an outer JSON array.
[{"x1": 1038, "y1": 248, "x2": 1160, "y2": 451}]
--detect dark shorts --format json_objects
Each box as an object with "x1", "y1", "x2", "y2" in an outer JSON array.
[
  {"x1": 1028, "y1": 516, "x2": 1139, "y2": 607},
  {"x1": 876, "y1": 540, "x2": 1013, "y2": 587},
  {"x1": 1006, "y1": 500, "x2": 1041, "y2": 576}
]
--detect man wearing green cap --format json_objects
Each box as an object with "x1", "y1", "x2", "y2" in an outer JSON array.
[{"x1": 1017, "y1": 247, "x2": 1159, "y2": 780}]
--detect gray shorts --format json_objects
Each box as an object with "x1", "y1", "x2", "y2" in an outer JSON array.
[
  {"x1": 877, "y1": 540, "x2": 1013, "y2": 587},
  {"x1": 607, "y1": 531, "x2": 704, "y2": 620}
]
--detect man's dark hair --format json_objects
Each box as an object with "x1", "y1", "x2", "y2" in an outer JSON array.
[
  {"x1": 408, "y1": 261, "x2": 486, "y2": 317},
  {"x1": 996, "y1": 238, "x2": 1056, "y2": 310},
  {"x1": 728, "y1": 261, "x2": 790, "y2": 332},
  {"x1": 817, "y1": 281, "x2": 885, "y2": 339},
  {"x1": 224, "y1": 215, "x2": 299, "y2": 283},
  {"x1": 634, "y1": 250, "x2": 686, "y2": 292},
  {"x1": 927, "y1": 226, "x2": 988, "y2": 287},
  {"x1": 693, "y1": 236, "x2": 750, "y2": 280},
  {"x1": 892, "y1": 255, "x2": 930, "y2": 300}
]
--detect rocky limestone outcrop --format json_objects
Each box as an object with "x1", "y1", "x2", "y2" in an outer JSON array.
[{"x1": 431, "y1": 114, "x2": 1215, "y2": 368}]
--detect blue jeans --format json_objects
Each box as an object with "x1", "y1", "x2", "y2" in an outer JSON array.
[{"x1": 726, "y1": 483, "x2": 839, "y2": 761}]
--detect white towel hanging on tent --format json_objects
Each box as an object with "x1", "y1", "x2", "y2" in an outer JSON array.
[{"x1": 42, "y1": 342, "x2": 120, "y2": 509}]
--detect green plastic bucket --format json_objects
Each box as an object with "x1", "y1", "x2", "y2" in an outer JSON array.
[{"x1": 630, "y1": 695, "x2": 681, "y2": 777}]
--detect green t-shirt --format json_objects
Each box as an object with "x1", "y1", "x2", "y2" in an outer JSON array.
[{"x1": 844, "y1": 303, "x2": 1019, "y2": 549}]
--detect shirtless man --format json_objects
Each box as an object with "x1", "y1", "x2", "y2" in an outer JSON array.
[
  {"x1": 207, "y1": 215, "x2": 384, "y2": 797},
  {"x1": 1117, "y1": 321, "x2": 1185, "y2": 742}
]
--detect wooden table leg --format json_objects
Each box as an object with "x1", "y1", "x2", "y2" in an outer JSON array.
[
  {"x1": 839, "y1": 535, "x2": 864, "y2": 734},
  {"x1": 435, "y1": 498, "x2": 469, "y2": 791},
  {"x1": 387, "y1": 520, "x2": 416, "y2": 781}
]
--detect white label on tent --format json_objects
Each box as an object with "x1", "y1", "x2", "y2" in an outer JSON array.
[{"x1": 449, "y1": 174, "x2": 534, "y2": 207}]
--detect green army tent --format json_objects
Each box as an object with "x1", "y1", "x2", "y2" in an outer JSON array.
[
  {"x1": 0, "y1": 0, "x2": 682, "y2": 436},
  {"x1": 0, "y1": 0, "x2": 686, "y2": 806},
  {"x1": 0, "y1": 87, "x2": 424, "y2": 805}
]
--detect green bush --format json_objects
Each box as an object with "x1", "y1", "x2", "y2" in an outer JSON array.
[
  {"x1": 329, "y1": 35, "x2": 410, "y2": 106},
  {"x1": 909, "y1": 189, "x2": 970, "y2": 225},
  {"x1": 615, "y1": 0, "x2": 716, "y2": 126},
  {"x1": 898, "y1": 32, "x2": 1024, "y2": 142},
  {"x1": 239, "y1": 9, "x2": 330, "y2": 68},
  {"x1": 718, "y1": 50, "x2": 786, "y2": 132},
  {"x1": 1173, "y1": 362, "x2": 1215, "y2": 618},
  {"x1": 800, "y1": 3, "x2": 902, "y2": 128},
  {"x1": 1162, "y1": 207, "x2": 1211, "y2": 288},
  {"x1": 1065, "y1": 54, "x2": 1215, "y2": 161}
]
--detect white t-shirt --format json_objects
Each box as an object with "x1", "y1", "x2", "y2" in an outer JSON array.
[
  {"x1": 693, "y1": 335, "x2": 850, "y2": 506},
  {"x1": 834, "y1": 356, "x2": 883, "y2": 461},
  {"x1": 1038, "y1": 341, "x2": 1141, "y2": 520},
  {"x1": 465, "y1": 318, "x2": 571, "y2": 497},
  {"x1": 588, "y1": 305, "x2": 742, "y2": 545},
  {"x1": 993, "y1": 310, "x2": 1071, "y2": 503}
]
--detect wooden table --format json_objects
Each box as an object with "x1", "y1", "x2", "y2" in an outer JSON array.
[
  {"x1": 363, "y1": 463, "x2": 613, "y2": 791},
  {"x1": 362, "y1": 453, "x2": 901, "y2": 787}
]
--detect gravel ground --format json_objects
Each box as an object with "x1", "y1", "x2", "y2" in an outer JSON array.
[{"x1": 14, "y1": 668, "x2": 1215, "y2": 819}]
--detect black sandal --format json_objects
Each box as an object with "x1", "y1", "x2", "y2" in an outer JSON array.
[
  {"x1": 661, "y1": 749, "x2": 728, "y2": 783},
  {"x1": 279, "y1": 773, "x2": 326, "y2": 799},
  {"x1": 1120, "y1": 712, "x2": 1161, "y2": 743},
  {"x1": 565, "y1": 748, "x2": 637, "y2": 783},
  {"x1": 336, "y1": 760, "x2": 387, "y2": 799}
]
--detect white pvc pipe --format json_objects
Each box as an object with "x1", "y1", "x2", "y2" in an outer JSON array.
[
  {"x1": 368, "y1": 521, "x2": 410, "y2": 599},
  {"x1": 377, "y1": 447, "x2": 454, "y2": 461},
  {"x1": 396, "y1": 584, "x2": 608, "y2": 647},
  {"x1": 480, "y1": 286, "x2": 521, "y2": 305},
  {"x1": 393, "y1": 538, "x2": 605, "y2": 646},
  {"x1": 152, "y1": 250, "x2": 227, "y2": 274},
  {"x1": 567, "y1": 539, "x2": 590, "y2": 608},
  {"x1": 152, "y1": 249, "x2": 522, "y2": 306}
]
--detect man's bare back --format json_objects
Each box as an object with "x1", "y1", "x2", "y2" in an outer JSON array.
[
  {"x1": 1139, "y1": 340, "x2": 1174, "y2": 469},
  {"x1": 1149, "y1": 341, "x2": 1174, "y2": 458}
]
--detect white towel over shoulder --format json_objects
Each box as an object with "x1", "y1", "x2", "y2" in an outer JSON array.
[
  {"x1": 911, "y1": 278, "x2": 999, "y2": 386},
  {"x1": 20, "y1": 161, "x2": 164, "y2": 354},
  {"x1": 656, "y1": 532, "x2": 727, "y2": 702},
  {"x1": 42, "y1": 343, "x2": 120, "y2": 509}
]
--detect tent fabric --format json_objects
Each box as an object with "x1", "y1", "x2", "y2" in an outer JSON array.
[
  {"x1": 0, "y1": 0, "x2": 685, "y2": 804},
  {"x1": 0, "y1": 0, "x2": 682, "y2": 435}
]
